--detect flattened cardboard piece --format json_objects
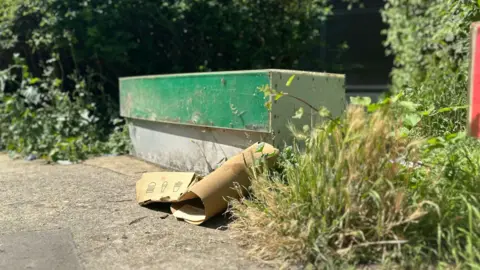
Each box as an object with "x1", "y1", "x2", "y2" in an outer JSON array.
[
  {"x1": 171, "y1": 142, "x2": 278, "y2": 225},
  {"x1": 136, "y1": 172, "x2": 198, "y2": 205}
]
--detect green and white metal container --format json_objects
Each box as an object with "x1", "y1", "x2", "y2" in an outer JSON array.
[{"x1": 120, "y1": 69, "x2": 345, "y2": 174}]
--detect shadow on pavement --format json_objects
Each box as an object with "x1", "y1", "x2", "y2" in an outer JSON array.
[{"x1": 144, "y1": 203, "x2": 233, "y2": 230}]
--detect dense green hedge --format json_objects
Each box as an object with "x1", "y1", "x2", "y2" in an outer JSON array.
[
  {"x1": 0, "y1": 0, "x2": 345, "y2": 160},
  {"x1": 382, "y1": 0, "x2": 480, "y2": 135},
  {"x1": 0, "y1": 0, "x2": 337, "y2": 96}
]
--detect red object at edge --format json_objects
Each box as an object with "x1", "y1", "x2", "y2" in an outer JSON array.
[{"x1": 469, "y1": 23, "x2": 480, "y2": 138}]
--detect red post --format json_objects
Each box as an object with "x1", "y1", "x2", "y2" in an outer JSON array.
[{"x1": 468, "y1": 22, "x2": 480, "y2": 138}]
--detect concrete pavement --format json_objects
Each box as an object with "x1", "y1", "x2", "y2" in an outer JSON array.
[{"x1": 0, "y1": 154, "x2": 268, "y2": 270}]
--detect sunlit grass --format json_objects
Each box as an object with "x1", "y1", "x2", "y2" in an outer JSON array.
[{"x1": 231, "y1": 103, "x2": 480, "y2": 269}]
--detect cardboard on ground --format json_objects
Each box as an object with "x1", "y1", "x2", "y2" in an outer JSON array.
[
  {"x1": 136, "y1": 172, "x2": 199, "y2": 205},
  {"x1": 135, "y1": 142, "x2": 278, "y2": 225},
  {"x1": 171, "y1": 142, "x2": 278, "y2": 225}
]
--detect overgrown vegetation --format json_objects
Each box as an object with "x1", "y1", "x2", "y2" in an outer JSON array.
[
  {"x1": 231, "y1": 93, "x2": 480, "y2": 268},
  {"x1": 2, "y1": 0, "x2": 480, "y2": 267},
  {"x1": 233, "y1": 96, "x2": 423, "y2": 266},
  {"x1": 382, "y1": 0, "x2": 480, "y2": 136},
  {"x1": 0, "y1": 0, "x2": 351, "y2": 161},
  {"x1": 230, "y1": 2, "x2": 480, "y2": 267},
  {"x1": 0, "y1": 54, "x2": 131, "y2": 161},
  {"x1": 0, "y1": 0, "x2": 340, "y2": 91}
]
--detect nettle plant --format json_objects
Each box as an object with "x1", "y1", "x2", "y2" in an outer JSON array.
[{"x1": 0, "y1": 54, "x2": 130, "y2": 162}]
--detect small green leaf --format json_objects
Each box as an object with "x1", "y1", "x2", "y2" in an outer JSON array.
[
  {"x1": 49, "y1": 148, "x2": 59, "y2": 159},
  {"x1": 292, "y1": 107, "x2": 304, "y2": 119},
  {"x1": 437, "y1": 107, "x2": 452, "y2": 113},
  {"x1": 436, "y1": 105, "x2": 466, "y2": 113},
  {"x1": 404, "y1": 113, "x2": 421, "y2": 128},
  {"x1": 274, "y1": 91, "x2": 284, "y2": 101},
  {"x1": 399, "y1": 126, "x2": 410, "y2": 137},
  {"x1": 304, "y1": 263, "x2": 314, "y2": 270},
  {"x1": 379, "y1": 97, "x2": 391, "y2": 105},
  {"x1": 452, "y1": 105, "x2": 468, "y2": 111},
  {"x1": 445, "y1": 133, "x2": 458, "y2": 141},
  {"x1": 399, "y1": 101, "x2": 419, "y2": 112},
  {"x1": 302, "y1": 125, "x2": 310, "y2": 133},
  {"x1": 258, "y1": 85, "x2": 272, "y2": 97},
  {"x1": 426, "y1": 138, "x2": 446, "y2": 151},
  {"x1": 5, "y1": 97, "x2": 14, "y2": 105},
  {"x1": 256, "y1": 142, "x2": 265, "y2": 152},
  {"x1": 29, "y1": 78, "x2": 40, "y2": 84},
  {"x1": 318, "y1": 106, "x2": 331, "y2": 117},
  {"x1": 391, "y1": 92, "x2": 404, "y2": 103},
  {"x1": 421, "y1": 106, "x2": 435, "y2": 116},
  {"x1": 112, "y1": 118, "x2": 123, "y2": 125},
  {"x1": 264, "y1": 101, "x2": 272, "y2": 110},
  {"x1": 367, "y1": 103, "x2": 382, "y2": 112},
  {"x1": 267, "y1": 152, "x2": 277, "y2": 158},
  {"x1": 350, "y1": 96, "x2": 371, "y2": 106},
  {"x1": 286, "y1": 75, "x2": 295, "y2": 86},
  {"x1": 53, "y1": 79, "x2": 62, "y2": 87},
  {"x1": 446, "y1": 131, "x2": 466, "y2": 141}
]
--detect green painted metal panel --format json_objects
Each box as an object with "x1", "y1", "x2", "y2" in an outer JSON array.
[
  {"x1": 120, "y1": 71, "x2": 270, "y2": 131},
  {"x1": 121, "y1": 69, "x2": 346, "y2": 171}
]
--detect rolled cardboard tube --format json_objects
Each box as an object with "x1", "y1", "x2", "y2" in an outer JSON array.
[{"x1": 171, "y1": 142, "x2": 278, "y2": 225}]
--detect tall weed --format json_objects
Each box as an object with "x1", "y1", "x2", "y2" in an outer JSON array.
[
  {"x1": 231, "y1": 99, "x2": 480, "y2": 268},
  {"x1": 231, "y1": 103, "x2": 428, "y2": 267}
]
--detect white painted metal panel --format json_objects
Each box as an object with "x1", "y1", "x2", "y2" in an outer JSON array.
[{"x1": 128, "y1": 119, "x2": 271, "y2": 175}]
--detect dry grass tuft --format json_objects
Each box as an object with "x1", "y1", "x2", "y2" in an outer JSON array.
[{"x1": 230, "y1": 104, "x2": 430, "y2": 267}]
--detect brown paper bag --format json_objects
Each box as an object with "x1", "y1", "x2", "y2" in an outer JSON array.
[{"x1": 171, "y1": 142, "x2": 278, "y2": 225}]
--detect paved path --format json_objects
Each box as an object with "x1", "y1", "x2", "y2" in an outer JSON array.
[{"x1": 0, "y1": 154, "x2": 267, "y2": 270}]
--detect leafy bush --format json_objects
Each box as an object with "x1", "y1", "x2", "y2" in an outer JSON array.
[
  {"x1": 0, "y1": 55, "x2": 131, "y2": 161},
  {"x1": 231, "y1": 96, "x2": 480, "y2": 268},
  {"x1": 0, "y1": 0, "x2": 337, "y2": 94},
  {"x1": 0, "y1": 0, "x2": 346, "y2": 161},
  {"x1": 382, "y1": 0, "x2": 480, "y2": 136}
]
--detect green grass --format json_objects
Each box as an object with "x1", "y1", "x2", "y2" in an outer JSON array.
[{"x1": 230, "y1": 102, "x2": 480, "y2": 269}]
